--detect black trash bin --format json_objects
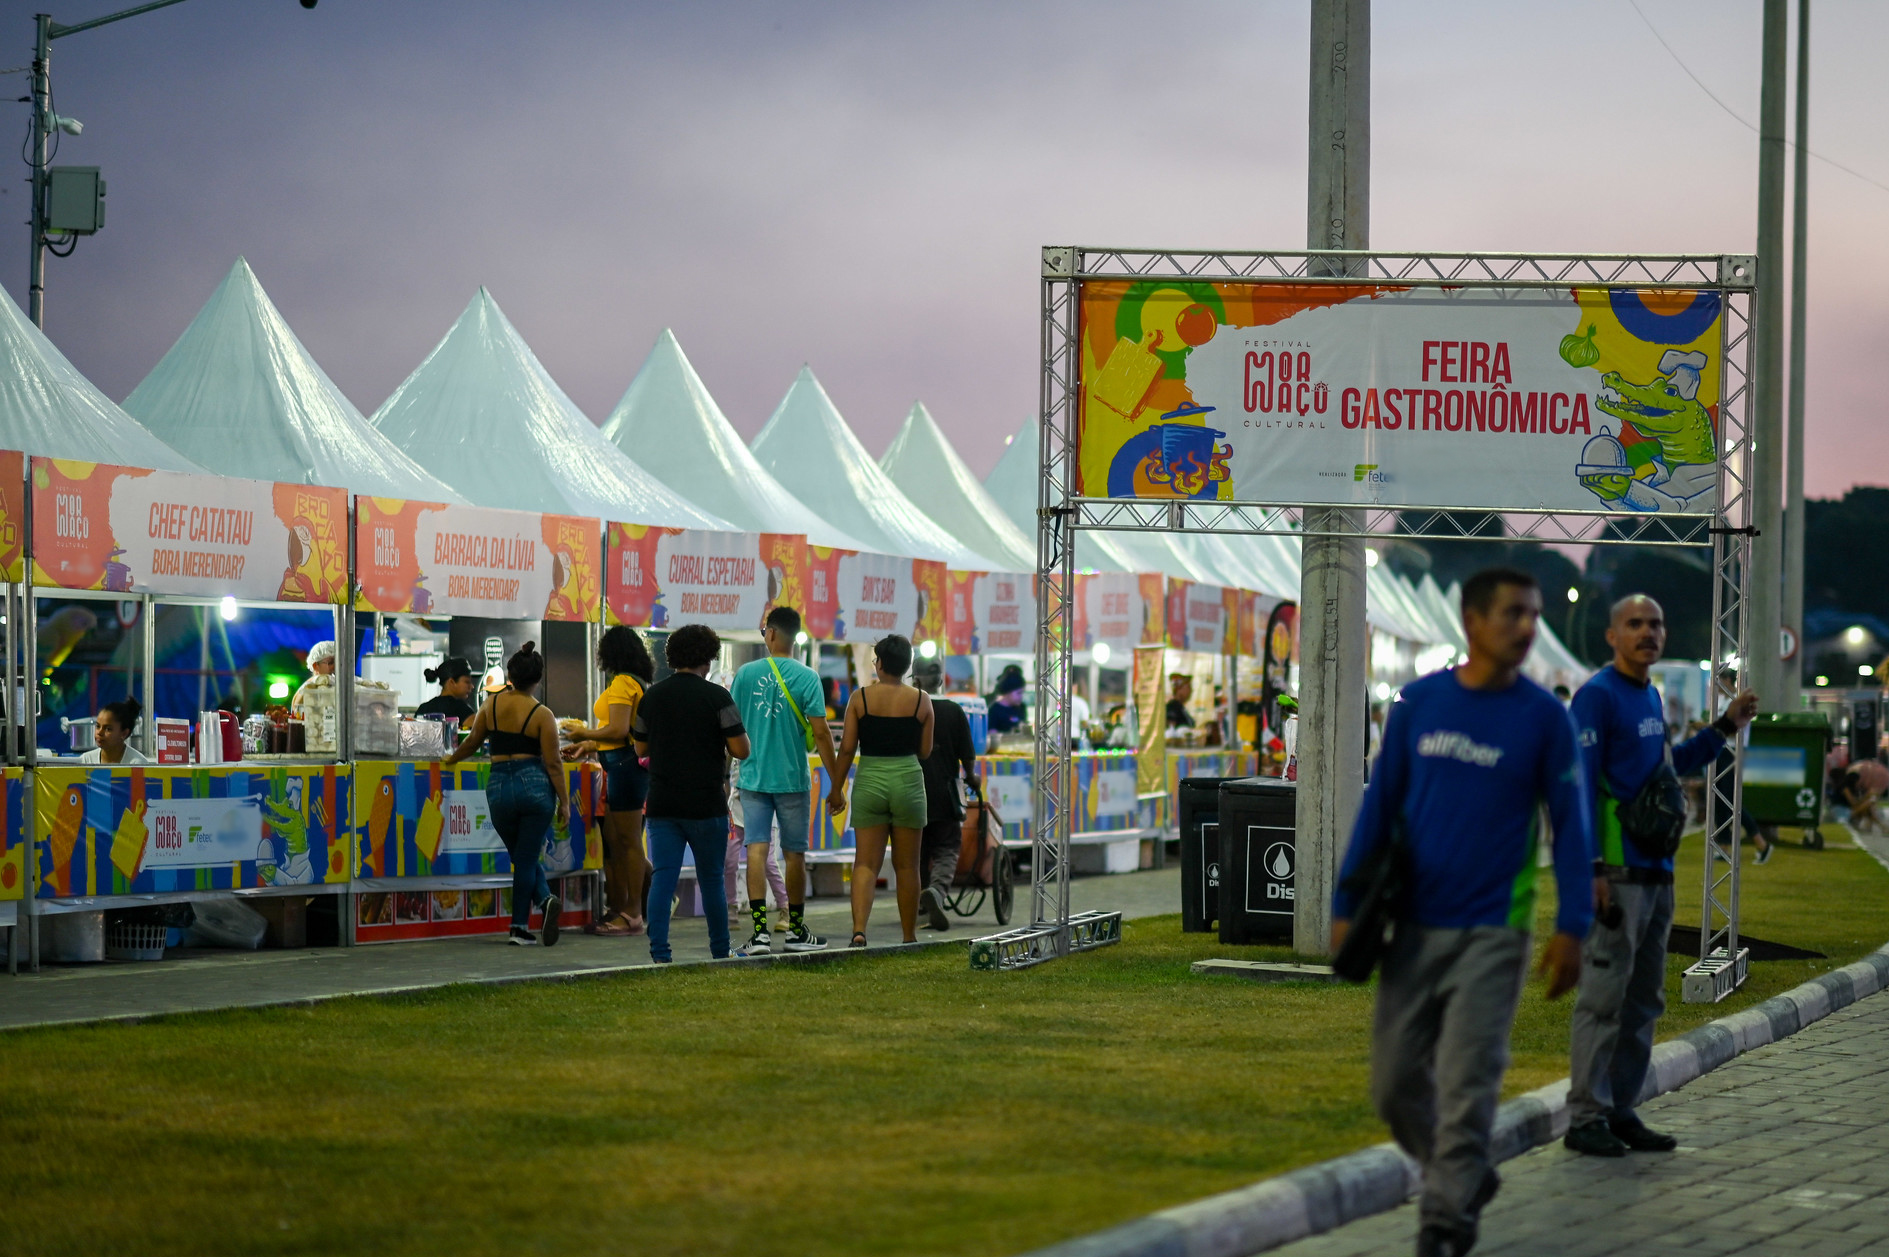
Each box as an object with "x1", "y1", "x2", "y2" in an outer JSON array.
[
  {"x1": 1217, "y1": 777, "x2": 1297, "y2": 945},
  {"x1": 1178, "y1": 776, "x2": 1242, "y2": 932}
]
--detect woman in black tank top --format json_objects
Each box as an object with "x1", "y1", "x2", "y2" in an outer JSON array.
[
  {"x1": 446, "y1": 643, "x2": 575, "y2": 947},
  {"x1": 831, "y1": 634, "x2": 934, "y2": 946}
]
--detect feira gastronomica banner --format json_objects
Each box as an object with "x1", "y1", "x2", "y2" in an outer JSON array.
[{"x1": 1075, "y1": 281, "x2": 1726, "y2": 515}]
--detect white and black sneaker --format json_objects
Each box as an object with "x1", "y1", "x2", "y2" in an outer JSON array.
[
  {"x1": 782, "y1": 920, "x2": 828, "y2": 952},
  {"x1": 508, "y1": 926, "x2": 538, "y2": 946},
  {"x1": 540, "y1": 894, "x2": 562, "y2": 947},
  {"x1": 746, "y1": 927, "x2": 773, "y2": 954}
]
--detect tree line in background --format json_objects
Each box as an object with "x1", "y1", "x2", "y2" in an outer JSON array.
[{"x1": 1383, "y1": 488, "x2": 1888, "y2": 672}]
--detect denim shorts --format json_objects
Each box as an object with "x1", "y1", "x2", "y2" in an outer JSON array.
[
  {"x1": 740, "y1": 788, "x2": 812, "y2": 853},
  {"x1": 598, "y1": 747, "x2": 649, "y2": 812}
]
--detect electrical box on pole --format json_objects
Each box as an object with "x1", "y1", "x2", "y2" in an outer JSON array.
[{"x1": 46, "y1": 166, "x2": 104, "y2": 235}]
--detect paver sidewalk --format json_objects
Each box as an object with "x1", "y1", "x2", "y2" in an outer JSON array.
[
  {"x1": 1274, "y1": 987, "x2": 1889, "y2": 1257},
  {"x1": 0, "y1": 867, "x2": 1179, "y2": 1030}
]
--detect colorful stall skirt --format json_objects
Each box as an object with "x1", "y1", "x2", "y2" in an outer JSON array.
[
  {"x1": 36, "y1": 763, "x2": 351, "y2": 898},
  {"x1": 0, "y1": 768, "x2": 24, "y2": 901},
  {"x1": 351, "y1": 760, "x2": 604, "y2": 880},
  {"x1": 353, "y1": 873, "x2": 594, "y2": 944}
]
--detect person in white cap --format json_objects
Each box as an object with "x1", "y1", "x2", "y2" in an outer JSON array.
[{"x1": 290, "y1": 640, "x2": 338, "y2": 718}]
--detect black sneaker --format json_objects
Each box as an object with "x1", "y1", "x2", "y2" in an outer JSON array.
[
  {"x1": 1610, "y1": 1117, "x2": 1678, "y2": 1152},
  {"x1": 1754, "y1": 840, "x2": 1775, "y2": 865},
  {"x1": 782, "y1": 921, "x2": 827, "y2": 952},
  {"x1": 1564, "y1": 1119, "x2": 1629, "y2": 1157},
  {"x1": 1416, "y1": 1224, "x2": 1474, "y2": 1257},
  {"x1": 540, "y1": 894, "x2": 561, "y2": 947},
  {"x1": 507, "y1": 927, "x2": 538, "y2": 946},
  {"x1": 746, "y1": 927, "x2": 772, "y2": 954},
  {"x1": 920, "y1": 886, "x2": 951, "y2": 931},
  {"x1": 1469, "y1": 1167, "x2": 1500, "y2": 1214}
]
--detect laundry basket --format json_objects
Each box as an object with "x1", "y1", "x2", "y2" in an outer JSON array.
[{"x1": 104, "y1": 921, "x2": 167, "y2": 962}]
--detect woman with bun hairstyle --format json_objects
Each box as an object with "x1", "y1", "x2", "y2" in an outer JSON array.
[
  {"x1": 831, "y1": 634, "x2": 933, "y2": 947},
  {"x1": 446, "y1": 642, "x2": 574, "y2": 946},
  {"x1": 560, "y1": 626, "x2": 655, "y2": 936},
  {"x1": 80, "y1": 697, "x2": 151, "y2": 765},
  {"x1": 415, "y1": 656, "x2": 477, "y2": 721}
]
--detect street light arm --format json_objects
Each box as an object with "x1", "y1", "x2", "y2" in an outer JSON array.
[{"x1": 50, "y1": 0, "x2": 190, "y2": 40}]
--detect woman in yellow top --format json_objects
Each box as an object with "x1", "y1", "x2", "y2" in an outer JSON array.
[{"x1": 561, "y1": 626, "x2": 654, "y2": 936}]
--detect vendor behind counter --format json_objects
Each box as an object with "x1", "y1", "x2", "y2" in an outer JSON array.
[
  {"x1": 290, "y1": 640, "x2": 338, "y2": 718},
  {"x1": 415, "y1": 656, "x2": 477, "y2": 721}
]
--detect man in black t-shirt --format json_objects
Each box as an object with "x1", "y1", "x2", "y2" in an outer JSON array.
[
  {"x1": 913, "y1": 660, "x2": 977, "y2": 931},
  {"x1": 632, "y1": 624, "x2": 749, "y2": 962}
]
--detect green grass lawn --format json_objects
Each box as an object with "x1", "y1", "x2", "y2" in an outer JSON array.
[{"x1": 2, "y1": 830, "x2": 1884, "y2": 1257}]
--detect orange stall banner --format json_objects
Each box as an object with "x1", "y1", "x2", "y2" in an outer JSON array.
[
  {"x1": 945, "y1": 570, "x2": 978, "y2": 656},
  {"x1": 355, "y1": 497, "x2": 594, "y2": 620},
  {"x1": 32, "y1": 458, "x2": 347, "y2": 602},
  {"x1": 604, "y1": 525, "x2": 802, "y2": 631},
  {"x1": 913, "y1": 560, "x2": 947, "y2": 646},
  {"x1": 0, "y1": 450, "x2": 22, "y2": 582}
]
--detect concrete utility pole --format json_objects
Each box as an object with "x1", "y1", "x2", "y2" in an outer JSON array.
[
  {"x1": 1782, "y1": 0, "x2": 1810, "y2": 705},
  {"x1": 1294, "y1": 0, "x2": 1369, "y2": 958},
  {"x1": 1748, "y1": 0, "x2": 1788, "y2": 708}
]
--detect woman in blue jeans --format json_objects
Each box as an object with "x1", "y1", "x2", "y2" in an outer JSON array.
[{"x1": 447, "y1": 642, "x2": 576, "y2": 946}]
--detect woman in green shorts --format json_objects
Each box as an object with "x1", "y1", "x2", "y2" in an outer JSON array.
[{"x1": 830, "y1": 634, "x2": 934, "y2": 947}]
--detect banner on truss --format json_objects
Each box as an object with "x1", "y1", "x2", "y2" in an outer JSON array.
[{"x1": 1076, "y1": 282, "x2": 1724, "y2": 514}]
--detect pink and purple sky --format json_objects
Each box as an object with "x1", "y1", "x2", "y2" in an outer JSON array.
[{"x1": 14, "y1": 0, "x2": 1887, "y2": 493}]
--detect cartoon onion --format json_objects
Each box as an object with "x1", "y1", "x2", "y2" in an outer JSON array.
[{"x1": 1559, "y1": 324, "x2": 1601, "y2": 369}]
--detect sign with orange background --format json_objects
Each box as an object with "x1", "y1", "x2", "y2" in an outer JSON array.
[
  {"x1": 945, "y1": 570, "x2": 978, "y2": 655},
  {"x1": 604, "y1": 526, "x2": 803, "y2": 631},
  {"x1": 31, "y1": 458, "x2": 348, "y2": 602},
  {"x1": 356, "y1": 498, "x2": 597, "y2": 621},
  {"x1": 0, "y1": 451, "x2": 23, "y2": 582}
]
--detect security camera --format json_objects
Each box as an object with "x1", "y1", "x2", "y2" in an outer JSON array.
[{"x1": 300, "y1": 0, "x2": 317, "y2": 7}]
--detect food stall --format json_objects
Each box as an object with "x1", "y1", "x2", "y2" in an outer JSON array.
[
  {"x1": 349, "y1": 496, "x2": 604, "y2": 943},
  {"x1": 18, "y1": 453, "x2": 355, "y2": 963}
]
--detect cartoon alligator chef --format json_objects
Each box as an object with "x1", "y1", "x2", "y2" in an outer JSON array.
[{"x1": 1577, "y1": 349, "x2": 1717, "y2": 512}]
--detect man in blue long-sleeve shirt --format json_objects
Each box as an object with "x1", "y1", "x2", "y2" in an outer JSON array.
[
  {"x1": 1333, "y1": 568, "x2": 1593, "y2": 1257},
  {"x1": 1564, "y1": 595, "x2": 1757, "y2": 1157}
]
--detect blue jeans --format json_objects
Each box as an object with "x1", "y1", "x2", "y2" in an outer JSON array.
[
  {"x1": 488, "y1": 759, "x2": 554, "y2": 929},
  {"x1": 740, "y1": 788, "x2": 812, "y2": 855},
  {"x1": 646, "y1": 816, "x2": 732, "y2": 962}
]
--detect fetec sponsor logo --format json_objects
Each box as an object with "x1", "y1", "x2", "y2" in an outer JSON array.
[{"x1": 1416, "y1": 729, "x2": 1505, "y2": 768}]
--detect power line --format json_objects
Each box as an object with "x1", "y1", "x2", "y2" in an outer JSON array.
[{"x1": 1625, "y1": 0, "x2": 1889, "y2": 197}]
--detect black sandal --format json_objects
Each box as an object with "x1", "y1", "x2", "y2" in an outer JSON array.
[{"x1": 849, "y1": 932, "x2": 867, "y2": 949}]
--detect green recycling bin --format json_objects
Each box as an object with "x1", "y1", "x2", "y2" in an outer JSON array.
[{"x1": 1741, "y1": 712, "x2": 1831, "y2": 831}]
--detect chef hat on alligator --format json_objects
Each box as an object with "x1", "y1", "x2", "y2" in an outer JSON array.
[{"x1": 1657, "y1": 349, "x2": 1709, "y2": 401}]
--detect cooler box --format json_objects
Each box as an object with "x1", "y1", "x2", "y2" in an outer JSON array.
[
  {"x1": 1178, "y1": 776, "x2": 1241, "y2": 933},
  {"x1": 953, "y1": 695, "x2": 990, "y2": 754},
  {"x1": 1742, "y1": 712, "x2": 1831, "y2": 828},
  {"x1": 1217, "y1": 777, "x2": 1296, "y2": 945}
]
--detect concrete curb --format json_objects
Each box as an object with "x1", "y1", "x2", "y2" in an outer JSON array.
[{"x1": 1021, "y1": 944, "x2": 1889, "y2": 1257}]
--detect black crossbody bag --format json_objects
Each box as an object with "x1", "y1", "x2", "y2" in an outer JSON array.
[
  {"x1": 1332, "y1": 822, "x2": 1407, "y2": 983},
  {"x1": 1616, "y1": 742, "x2": 1687, "y2": 861}
]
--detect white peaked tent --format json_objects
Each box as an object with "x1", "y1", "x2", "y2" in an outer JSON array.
[
  {"x1": 600, "y1": 330, "x2": 865, "y2": 548},
  {"x1": 1419, "y1": 573, "x2": 1469, "y2": 653},
  {"x1": 372, "y1": 292, "x2": 729, "y2": 528},
  {"x1": 0, "y1": 283, "x2": 200, "y2": 471},
  {"x1": 880, "y1": 402, "x2": 1036, "y2": 573},
  {"x1": 749, "y1": 368, "x2": 995, "y2": 569},
  {"x1": 123, "y1": 258, "x2": 456, "y2": 498}
]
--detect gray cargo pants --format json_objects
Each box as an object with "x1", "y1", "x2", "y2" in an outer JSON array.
[
  {"x1": 1568, "y1": 879, "x2": 1673, "y2": 1126},
  {"x1": 1372, "y1": 925, "x2": 1531, "y2": 1237}
]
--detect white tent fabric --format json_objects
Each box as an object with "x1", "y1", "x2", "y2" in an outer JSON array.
[
  {"x1": 0, "y1": 282, "x2": 200, "y2": 472},
  {"x1": 983, "y1": 416, "x2": 1163, "y2": 576},
  {"x1": 880, "y1": 402, "x2": 1036, "y2": 573},
  {"x1": 600, "y1": 330, "x2": 864, "y2": 548},
  {"x1": 1530, "y1": 617, "x2": 1592, "y2": 683},
  {"x1": 1419, "y1": 574, "x2": 1469, "y2": 652},
  {"x1": 749, "y1": 368, "x2": 995, "y2": 569},
  {"x1": 372, "y1": 292, "x2": 728, "y2": 528},
  {"x1": 123, "y1": 258, "x2": 456, "y2": 498}
]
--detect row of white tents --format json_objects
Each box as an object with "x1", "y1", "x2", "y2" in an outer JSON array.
[{"x1": 0, "y1": 258, "x2": 1588, "y2": 686}]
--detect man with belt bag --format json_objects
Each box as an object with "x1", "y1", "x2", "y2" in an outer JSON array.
[{"x1": 1565, "y1": 595, "x2": 1758, "y2": 1156}]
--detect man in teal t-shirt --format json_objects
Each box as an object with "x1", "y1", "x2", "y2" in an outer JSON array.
[{"x1": 731, "y1": 605, "x2": 842, "y2": 952}]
